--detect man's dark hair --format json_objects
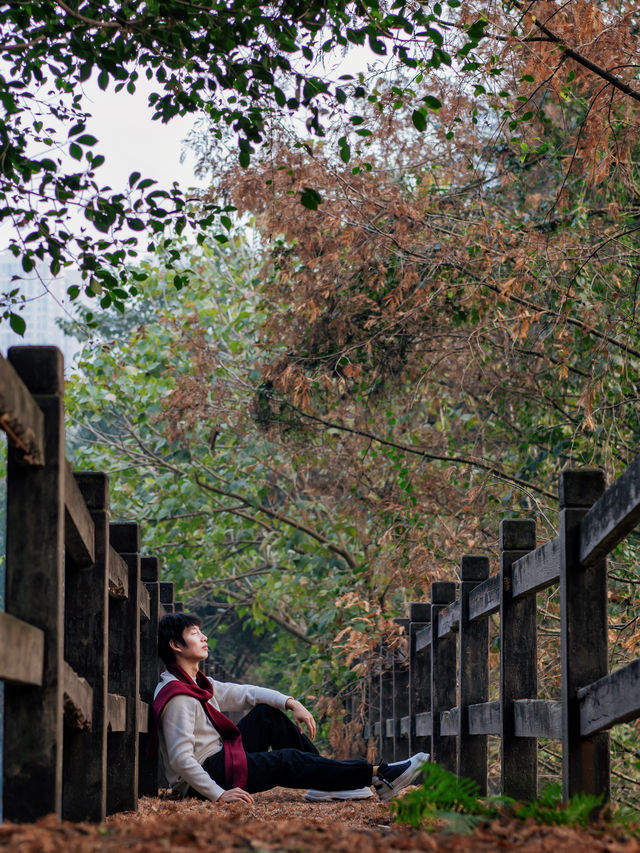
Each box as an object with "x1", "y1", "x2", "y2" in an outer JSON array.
[{"x1": 158, "y1": 612, "x2": 203, "y2": 665}]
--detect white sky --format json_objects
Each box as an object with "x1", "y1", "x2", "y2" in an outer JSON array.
[{"x1": 79, "y1": 75, "x2": 206, "y2": 193}]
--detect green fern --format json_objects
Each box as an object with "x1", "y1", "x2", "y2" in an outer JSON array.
[
  {"x1": 391, "y1": 763, "x2": 610, "y2": 834},
  {"x1": 391, "y1": 762, "x2": 495, "y2": 829},
  {"x1": 513, "y1": 783, "x2": 603, "y2": 827}
]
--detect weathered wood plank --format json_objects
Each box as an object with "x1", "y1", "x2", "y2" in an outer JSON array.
[
  {"x1": 431, "y1": 582, "x2": 457, "y2": 772},
  {"x1": 500, "y1": 518, "x2": 538, "y2": 801},
  {"x1": 393, "y1": 645, "x2": 410, "y2": 759},
  {"x1": 0, "y1": 351, "x2": 45, "y2": 464},
  {"x1": 559, "y1": 470, "x2": 610, "y2": 800},
  {"x1": 415, "y1": 712, "x2": 433, "y2": 737},
  {"x1": 438, "y1": 600, "x2": 460, "y2": 638},
  {"x1": 468, "y1": 574, "x2": 500, "y2": 622},
  {"x1": 139, "y1": 582, "x2": 150, "y2": 621},
  {"x1": 4, "y1": 346, "x2": 65, "y2": 822},
  {"x1": 578, "y1": 658, "x2": 640, "y2": 736},
  {"x1": 468, "y1": 701, "x2": 501, "y2": 735},
  {"x1": 107, "y1": 693, "x2": 127, "y2": 732},
  {"x1": 63, "y1": 661, "x2": 93, "y2": 731},
  {"x1": 512, "y1": 536, "x2": 560, "y2": 598},
  {"x1": 458, "y1": 555, "x2": 490, "y2": 793},
  {"x1": 64, "y1": 462, "x2": 95, "y2": 568},
  {"x1": 580, "y1": 453, "x2": 640, "y2": 567},
  {"x1": 440, "y1": 706, "x2": 459, "y2": 736},
  {"x1": 108, "y1": 546, "x2": 129, "y2": 598},
  {"x1": 0, "y1": 611, "x2": 44, "y2": 685},
  {"x1": 400, "y1": 716, "x2": 411, "y2": 739},
  {"x1": 159, "y1": 581, "x2": 174, "y2": 612},
  {"x1": 415, "y1": 625, "x2": 431, "y2": 652},
  {"x1": 409, "y1": 602, "x2": 431, "y2": 755},
  {"x1": 513, "y1": 699, "x2": 562, "y2": 739},
  {"x1": 107, "y1": 522, "x2": 141, "y2": 815},
  {"x1": 63, "y1": 472, "x2": 109, "y2": 823},
  {"x1": 379, "y1": 647, "x2": 394, "y2": 761},
  {"x1": 138, "y1": 699, "x2": 149, "y2": 735}
]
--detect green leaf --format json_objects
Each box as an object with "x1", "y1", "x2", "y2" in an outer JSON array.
[
  {"x1": 9, "y1": 313, "x2": 25, "y2": 335},
  {"x1": 300, "y1": 187, "x2": 323, "y2": 210},
  {"x1": 412, "y1": 109, "x2": 427, "y2": 132},
  {"x1": 423, "y1": 95, "x2": 441, "y2": 110}
]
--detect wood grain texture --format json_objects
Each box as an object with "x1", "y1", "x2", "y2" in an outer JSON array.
[
  {"x1": 468, "y1": 574, "x2": 500, "y2": 622},
  {"x1": 559, "y1": 470, "x2": 610, "y2": 801},
  {"x1": 578, "y1": 658, "x2": 640, "y2": 736},
  {"x1": 579, "y1": 454, "x2": 640, "y2": 566},
  {"x1": 108, "y1": 547, "x2": 129, "y2": 598},
  {"x1": 513, "y1": 699, "x2": 562, "y2": 739},
  {"x1": 64, "y1": 462, "x2": 95, "y2": 568},
  {"x1": 437, "y1": 600, "x2": 460, "y2": 638},
  {"x1": 512, "y1": 536, "x2": 560, "y2": 598},
  {"x1": 0, "y1": 351, "x2": 45, "y2": 464},
  {"x1": 107, "y1": 694, "x2": 127, "y2": 733},
  {"x1": 468, "y1": 701, "x2": 501, "y2": 735},
  {"x1": 63, "y1": 661, "x2": 93, "y2": 730},
  {"x1": 0, "y1": 612, "x2": 44, "y2": 685}
]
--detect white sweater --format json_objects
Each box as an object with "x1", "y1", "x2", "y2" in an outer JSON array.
[{"x1": 154, "y1": 670, "x2": 290, "y2": 801}]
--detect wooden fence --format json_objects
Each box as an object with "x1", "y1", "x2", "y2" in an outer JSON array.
[
  {"x1": 0, "y1": 345, "x2": 184, "y2": 822},
  {"x1": 361, "y1": 464, "x2": 640, "y2": 802}
]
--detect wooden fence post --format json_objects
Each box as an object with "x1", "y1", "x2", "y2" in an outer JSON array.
[
  {"x1": 500, "y1": 518, "x2": 537, "y2": 800},
  {"x1": 3, "y1": 346, "x2": 65, "y2": 821},
  {"x1": 367, "y1": 662, "x2": 380, "y2": 760},
  {"x1": 458, "y1": 555, "x2": 490, "y2": 793},
  {"x1": 393, "y1": 618, "x2": 410, "y2": 760},
  {"x1": 408, "y1": 602, "x2": 430, "y2": 756},
  {"x1": 62, "y1": 472, "x2": 110, "y2": 821},
  {"x1": 139, "y1": 556, "x2": 161, "y2": 797},
  {"x1": 107, "y1": 522, "x2": 141, "y2": 814},
  {"x1": 160, "y1": 581, "x2": 174, "y2": 614},
  {"x1": 559, "y1": 470, "x2": 609, "y2": 800},
  {"x1": 379, "y1": 642, "x2": 395, "y2": 762},
  {"x1": 431, "y1": 581, "x2": 457, "y2": 773}
]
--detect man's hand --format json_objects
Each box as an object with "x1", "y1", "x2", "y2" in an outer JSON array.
[
  {"x1": 218, "y1": 787, "x2": 255, "y2": 804},
  {"x1": 286, "y1": 698, "x2": 317, "y2": 740}
]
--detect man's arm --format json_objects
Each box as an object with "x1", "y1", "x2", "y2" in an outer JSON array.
[
  {"x1": 161, "y1": 696, "x2": 227, "y2": 801},
  {"x1": 285, "y1": 697, "x2": 317, "y2": 740}
]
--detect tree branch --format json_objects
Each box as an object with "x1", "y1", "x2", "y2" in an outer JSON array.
[
  {"x1": 193, "y1": 473, "x2": 357, "y2": 568},
  {"x1": 510, "y1": 0, "x2": 640, "y2": 104},
  {"x1": 280, "y1": 403, "x2": 556, "y2": 500}
]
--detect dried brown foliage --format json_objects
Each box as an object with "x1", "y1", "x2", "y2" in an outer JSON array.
[{"x1": 1, "y1": 792, "x2": 639, "y2": 851}]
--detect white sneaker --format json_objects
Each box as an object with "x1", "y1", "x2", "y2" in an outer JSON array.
[
  {"x1": 304, "y1": 786, "x2": 374, "y2": 802},
  {"x1": 372, "y1": 752, "x2": 429, "y2": 801}
]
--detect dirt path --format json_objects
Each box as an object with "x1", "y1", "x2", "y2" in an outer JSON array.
[{"x1": 1, "y1": 790, "x2": 638, "y2": 852}]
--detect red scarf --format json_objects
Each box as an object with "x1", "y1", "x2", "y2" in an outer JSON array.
[{"x1": 151, "y1": 664, "x2": 248, "y2": 790}]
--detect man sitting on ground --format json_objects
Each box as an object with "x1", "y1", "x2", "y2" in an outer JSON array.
[{"x1": 153, "y1": 612, "x2": 428, "y2": 804}]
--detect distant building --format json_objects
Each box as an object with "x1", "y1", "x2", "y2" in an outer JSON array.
[{"x1": 0, "y1": 251, "x2": 83, "y2": 372}]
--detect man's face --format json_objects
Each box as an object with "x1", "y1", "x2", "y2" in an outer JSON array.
[{"x1": 175, "y1": 623, "x2": 209, "y2": 663}]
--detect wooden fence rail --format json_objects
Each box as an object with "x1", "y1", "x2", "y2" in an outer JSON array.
[
  {"x1": 361, "y1": 464, "x2": 640, "y2": 802},
  {"x1": 0, "y1": 346, "x2": 185, "y2": 822}
]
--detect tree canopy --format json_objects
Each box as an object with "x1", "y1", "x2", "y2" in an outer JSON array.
[
  {"x1": 4, "y1": 0, "x2": 640, "y2": 332},
  {"x1": 27, "y1": 0, "x2": 640, "y2": 798}
]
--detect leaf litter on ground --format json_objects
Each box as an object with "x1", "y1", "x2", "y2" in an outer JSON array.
[{"x1": 0, "y1": 789, "x2": 639, "y2": 852}]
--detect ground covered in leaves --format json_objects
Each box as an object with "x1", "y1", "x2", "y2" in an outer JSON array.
[{"x1": 1, "y1": 789, "x2": 639, "y2": 852}]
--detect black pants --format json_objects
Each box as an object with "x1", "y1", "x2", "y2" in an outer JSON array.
[{"x1": 191, "y1": 704, "x2": 373, "y2": 796}]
